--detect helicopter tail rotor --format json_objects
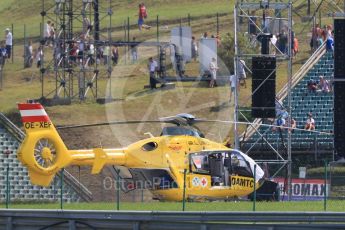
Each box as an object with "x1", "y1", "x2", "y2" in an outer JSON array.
[{"x1": 17, "y1": 103, "x2": 71, "y2": 186}]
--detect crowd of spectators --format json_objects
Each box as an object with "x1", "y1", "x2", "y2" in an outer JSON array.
[{"x1": 310, "y1": 24, "x2": 334, "y2": 52}]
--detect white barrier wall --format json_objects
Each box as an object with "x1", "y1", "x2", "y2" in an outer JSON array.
[{"x1": 171, "y1": 26, "x2": 192, "y2": 63}]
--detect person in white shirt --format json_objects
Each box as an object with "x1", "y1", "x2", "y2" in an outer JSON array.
[
  {"x1": 229, "y1": 72, "x2": 237, "y2": 103},
  {"x1": 209, "y1": 57, "x2": 218, "y2": 88},
  {"x1": 148, "y1": 57, "x2": 158, "y2": 89},
  {"x1": 5, "y1": 28, "x2": 12, "y2": 59},
  {"x1": 270, "y1": 34, "x2": 277, "y2": 55},
  {"x1": 305, "y1": 112, "x2": 315, "y2": 130},
  {"x1": 44, "y1": 21, "x2": 51, "y2": 46},
  {"x1": 238, "y1": 59, "x2": 247, "y2": 88}
]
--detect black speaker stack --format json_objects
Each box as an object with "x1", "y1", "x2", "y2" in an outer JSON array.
[
  {"x1": 251, "y1": 56, "x2": 276, "y2": 118},
  {"x1": 334, "y1": 19, "x2": 345, "y2": 158}
]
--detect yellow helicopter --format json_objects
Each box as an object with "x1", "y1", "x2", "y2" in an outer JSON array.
[{"x1": 17, "y1": 102, "x2": 265, "y2": 201}]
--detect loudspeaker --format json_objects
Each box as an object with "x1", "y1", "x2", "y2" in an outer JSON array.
[
  {"x1": 334, "y1": 19, "x2": 345, "y2": 79},
  {"x1": 334, "y1": 82, "x2": 345, "y2": 157},
  {"x1": 252, "y1": 57, "x2": 276, "y2": 118}
]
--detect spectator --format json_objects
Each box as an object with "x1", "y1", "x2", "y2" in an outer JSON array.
[
  {"x1": 278, "y1": 30, "x2": 287, "y2": 54},
  {"x1": 288, "y1": 117, "x2": 297, "y2": 133},
  {"x1": 138, "y1": 3, "x2": 147, "y2": 31},
  {"x1": 326, "y1": 31, "x2": 334, "y2": 52},
  {"x1": 305, "y1": 112, "x2": 315, "y2": 131},
  {"x1": 103, "y1": 45, "x2": 110, "y2": 65},
  {"x1": 229, "y1": 71, "x2": 237, "y2": 103},
  {"x1": 50, "y1": 23, "x2": 56, "y2": 45},
  {"x1": 130, "y1": 37, "x2": 138, "y2": 63},
  {"x1": 310, "y1": 23, "x2": 320, "y2": 52},
  {"x1": 277, "y1": 115, "x2": 286, "y2": 127},
  {"x1": 86, "y1": 43, "x2": 95, "y2": 66},
  {"x1": 4, "y1": 28, "x2": 12, "y2": 59},
  {"x1": 35, "y1": 45, "x2": 43, "y2": 68},
  {"x1": 272, "y1": 114, "x2": 285, "y2": 132},
  {"x1": 209, "y1": 57, "x2": 218, "y2": 88},
  {"x1": 238, "y1": 59, "x2": 247, "y2": 88},
  {"x1": 201, "y1": 32, "x2": 208, "y2": 39},
  {"x1": 148, "y1": 57, "x2": 157, "y2": 89},
  {"x1": 320, "y1": 28, "x2": 326, "y2": 42},
  {"x1": 326, "y1": 24, "x2": 333, "y2": 37},
  {"x1": 318, "y1": 76, "x2": 330, "y2": 93},
  {"x1": 54, "y1": 41, "x2": 62, "y2": 64},
  {"x1": 78, "y1": 39, "x2": 85, "y2": 65},
  {"x1": 111, "y1": 45, "x2": 119, "y2": 65},
  {"x1": 0, "y1": 41, "x2": 6, "y2": 67},
  {"x1": 44, "y1": 21, "x2": 51, "y2": 46},
  {"x1": 191, "y1": 36, "x2": 198, "y2": 61},
  {"x1": 69, "y1": 42, "x2": 78, "y2": 65},
  {"x1": 278, "y1": 108, "x2": 289, "y2": 120},
  {"x1": 270, "y1": 34, "x2": 277, "y2": 55},
  {"x1": 307, "y1": 79, "x2": 318, "y2": 92},
  {"x1": 316, "y1": 34, "x2": 323, "y2": 48},
  {"x1": 24, "y1": 40, "x2": 33, "y2": 68},
  {"x1": 96, "y1": 46, "x2": 103, "y2": 65}
]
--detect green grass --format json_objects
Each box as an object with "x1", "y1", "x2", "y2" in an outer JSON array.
[
  {"x1": 0, "y1": 0, "x2": 233, "y2": 40},
  {"x1": 2, "y1": 200, "x2": 345, "y2": 212}
]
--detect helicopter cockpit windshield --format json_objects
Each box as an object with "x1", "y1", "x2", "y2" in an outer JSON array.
[
  {"x1": 161, "y1": 126, "x2": 204, "y2": 137},
  {"x1": 189, "y1": 150, "x2": 262, "y2": 187}
]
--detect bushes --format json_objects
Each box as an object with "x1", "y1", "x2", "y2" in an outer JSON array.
[{"x1": 218, "y1": 32, "x2": 259, "y2": 74}]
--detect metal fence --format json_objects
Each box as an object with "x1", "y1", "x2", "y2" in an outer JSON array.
[{"x1": 1, "y1": 209, "x2": 345, "y2": 230}]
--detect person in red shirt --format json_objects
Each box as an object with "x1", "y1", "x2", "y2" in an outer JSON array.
[{"x1": 138, "y1": 3, "x2": 147, "y2": 31}]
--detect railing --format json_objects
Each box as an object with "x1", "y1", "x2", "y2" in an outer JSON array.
[
  {"x1": 240, "y1": 43, "x2": 327, "y2": 144},
  {"x1": 0, "y1": 113, "x2": 25, "y2": 142},
  {"x1": 1, "y1": 209, "x2": 345, "y2": 230},
  {"x1": 277, "y1": 42, "x2": 326, "y2": 100},
  {"x1": 59, "y1": 169, "x2": 93, "y2": 202},
  {"x1": 0, "y1": 113, "x2": 93, "y2": 202}
]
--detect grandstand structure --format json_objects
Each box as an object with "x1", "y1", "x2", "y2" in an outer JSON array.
[
  {"x1": 39, "y1": 0, "x2": 113, "y2": 103},
  {"x1": 234, "y1": 0, "x2": 341, "y2": 200},
  {"x1": 234, "y1": 0, "x2": 294, "y2": 198},
  {"x1": 241, "y1": 45, "x2": 334, "y2": 159},
  {"x1": 0, "y1": 113, "x2": 92, "y2": 202}
]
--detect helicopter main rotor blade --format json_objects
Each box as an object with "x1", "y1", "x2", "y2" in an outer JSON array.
[
  {"x1": 56, "y1": 120, "x2": 162, "y2": 130},
  {"x1": 195, "y1": 119, "x2": 333, "y2": 135},
  {"x1": 57, "y1": 118, "x2": 333, "y2": 135}
]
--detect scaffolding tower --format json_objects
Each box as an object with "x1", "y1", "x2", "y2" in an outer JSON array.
[
  {"x1": 233, "y1": 0, "x2": 293, "y2": 200},
  {"x1": 39, "y1": 0, "x2": 113, "y2": 103}
]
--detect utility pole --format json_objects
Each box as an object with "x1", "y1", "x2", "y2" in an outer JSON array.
[{"x1": 307, "y1": 0, "x2": 311, "y2": 15}]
